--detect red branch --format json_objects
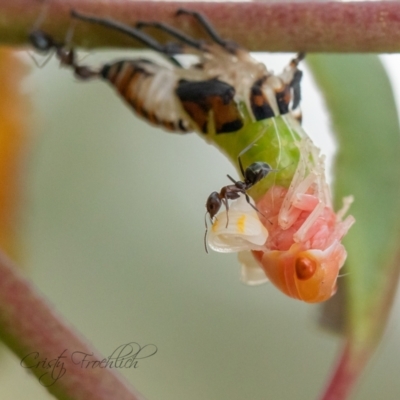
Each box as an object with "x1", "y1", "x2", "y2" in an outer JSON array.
[
  {"x1": 318, "y1": 342, "x2": 370, "y2": 400},
  {"x1": 1, "y1": 1, "x2": 400, "y2": 52},
  {"x1": 0, "y1": 251, "x2": 145, "y2": 400}
]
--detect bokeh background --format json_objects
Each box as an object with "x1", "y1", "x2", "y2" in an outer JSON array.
[{"x1": 1, "y1": 50, "x2": 400, "y2": 399}]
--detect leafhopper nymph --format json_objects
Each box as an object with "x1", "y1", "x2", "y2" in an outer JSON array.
[{"x1": 207, "y1": 129, "x2": 355, "y2": 303}]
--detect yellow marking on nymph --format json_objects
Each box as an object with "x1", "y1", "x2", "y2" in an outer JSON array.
[
  {"x1": 237, "y1": 215, "x2": 246, "y2": 233},
  {"x1": 211, "y1": 218, "x2": 220, "y2": 232}
]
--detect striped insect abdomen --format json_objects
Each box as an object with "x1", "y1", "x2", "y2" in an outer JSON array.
[
  {"x1": 101, "y1": 59, "x2": 192, "y2": 133},
  {"x1": 175, "y1": 78, "x2": 244, "y2": 134}
]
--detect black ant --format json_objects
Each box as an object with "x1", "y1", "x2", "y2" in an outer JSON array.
[
  {"x1": 205, "y1": 160, "x2": 272, "y2": 222},
  {"x1": 29, "y1": 29, "x2": 98, "y2": 80},
  {"x1": 28, "y1": 1, "x2": 101, "y2": 78},
  {"x1": 204, "y1": 141, "x2": 281, "y2": 253}
]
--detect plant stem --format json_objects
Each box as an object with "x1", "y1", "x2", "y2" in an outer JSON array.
[
  {"x1": 0, "y1": 250, "x2": 145, "y2": 400},
  {"x1": 1, "y1": 0, "x2": 400, "y2": 52},
  {"x1": 319, "y1": 342, "x2": 369, "y2": 400}
]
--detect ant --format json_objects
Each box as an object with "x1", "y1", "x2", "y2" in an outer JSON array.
[
  {"x1": 29, "y1": 29, "x2": 98, "y2": 80},
  {"x1": 204, "y1": 140, "x2": 281, "y2": 253},
  {"x1": 205, "y1": 160, "x2": 272, "y2": 222},
  {"x1": 28, "y1": 1, "x2": 99, "y2": 78}
]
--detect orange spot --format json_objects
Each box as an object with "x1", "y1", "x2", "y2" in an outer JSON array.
[
  {"x1": 211, "y1": 218, "x2": 219, "y2": 232},
  {"x1": 295, "y1": 257, "x2": 317, "y2": 280},
  {"x1": 237, "y1": 215, "x2": 246, "y2": 233}
]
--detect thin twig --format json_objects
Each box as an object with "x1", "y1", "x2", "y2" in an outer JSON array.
[
  {"x1": 0, "y1": 250, "x2": 145, "y2": 400},
  {"x1": 1, "y1": 0, "x2": 400, "y2": 52}
]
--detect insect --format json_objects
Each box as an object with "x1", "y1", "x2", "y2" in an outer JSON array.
[
  {"x1": 29, "y1": 9, "x2": 304, "y2": 134},
  {"x1": 206, "y1": 145, "x2": 274, "y2": 222},
  {"x1": 29, "y1": 9, "x2": 354, "y2": 303},
  {"x1": 205, "y1": 160, "x2": 271, "y2": 219},
  {"x1": 208, "y1": 133, "x2": 355, "y2": 302},
  {"x1": 29, "y1": 29, "x2": 96, "y2": 79},
  {"x1": 204, "y1": 139, "x2": 276, "y2": 252}
]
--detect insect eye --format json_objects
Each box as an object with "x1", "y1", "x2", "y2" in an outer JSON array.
[{"x1": 295, "y1": 256, "x2": 317, "y2": 280}]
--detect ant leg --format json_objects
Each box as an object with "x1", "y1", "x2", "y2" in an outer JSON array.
[
  {"x1": 60, "y1": 19, "x2": 101, "y2": 79},
  {"x1": 176, "y1": 9, "x2": 238, "y2": 53},
  {"x1": 136, "y1": 21, "x2": 206, "y2": 51},
  {"x1": 71, "y1": 10, "x2": 184, "y2": 57},
  {"x1": 27, "y1": 50, "x2": 53, "y2": 68},
  {"x1": 222, "y1": 198, "x2": 230, "y2": 228},
  {"x1": 244, "y1": 193, "x2": 267, "y2": 219},
  {"x1": 238, "y1": 154, "x2": 246, "y2": 178}
]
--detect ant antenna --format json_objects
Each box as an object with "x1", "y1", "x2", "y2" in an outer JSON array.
[
  {"x1": 204, "y1": 211, "x2": 209, "y2": 253},
  {"x1": 28, "y1": 51, "x2": 53, "y2": 68}
]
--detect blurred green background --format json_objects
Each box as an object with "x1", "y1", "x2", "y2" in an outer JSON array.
[{"x1": 1, "y1": 51, "x2": 400, "y2": 400}]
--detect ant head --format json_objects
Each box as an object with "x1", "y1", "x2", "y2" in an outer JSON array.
[
  {"x1": 206, "y1": 191, "x2": 221, "y2": 220},
  {"x1": 245, "y1": 162, "x2": 272, "y2": 184},
  {"x1": 29, "y1": 30, "x2": 54, "y2": 52}
]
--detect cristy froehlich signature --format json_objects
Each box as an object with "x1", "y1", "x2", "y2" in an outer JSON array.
[{"x1": 20, "y1": 342, "x2": 158, "y2": 386}]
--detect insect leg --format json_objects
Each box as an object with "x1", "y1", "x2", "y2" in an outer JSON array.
[
  {"x1": 222, "y1": 198, "x2": 230, "y2": 228},
  {"x1": 238, "y1": 155, "x2": 246, "y2": 179},
  {"x1": 176, "y1": 9, "x2": 238, "y2": 53},
  {"x1": 290, "y1": 69, "x2": 303, "y2": 110},
  {"x1": 136, "y1": 21, "x2": 206, "y2": 51},
  {"x1": 70, "y1": 10, "x2": 184, "y2": 57},
  {"x1": 291, "y1": 52, "x2": 306, "y2": 67},
  {"x1": 243, "y1": 193, "x2": 267, "y2": 219},
  {"x1": 285, "y1": 53, "x2": 305, "y2": 114}
]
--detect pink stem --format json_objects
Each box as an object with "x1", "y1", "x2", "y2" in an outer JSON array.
[
  {"x1": 0, "y1": 250, "x2": 145, "y2": 400},
  {"x1": 319, "y1": 341, "x2": 369, "y2": 400},
  {"x1": 1, "y1": 1, "x2": 400, "y2": 52}
]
